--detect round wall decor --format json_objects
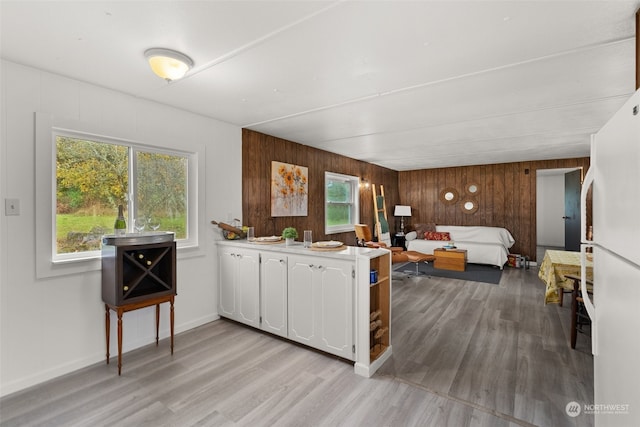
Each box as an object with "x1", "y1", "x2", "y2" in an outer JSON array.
[
  {"x1": 439, "y1": 187, "x2": 459, "y2": 205},
  {"x1": 466, "y1": 182, "x2": 480, "y2": 195},
  {"x1": 460, "y1": 198, "x2": 479, "y2": 214}
]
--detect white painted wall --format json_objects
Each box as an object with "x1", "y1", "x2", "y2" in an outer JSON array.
[
  {"x1": 0, "y1": 60, "x2": 242, "y2": 396},
  {"x1": 536, "y1": 173, "x2": 565, "y2": 247}
]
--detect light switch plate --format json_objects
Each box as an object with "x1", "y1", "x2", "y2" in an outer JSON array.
[{"x1": 5, "y1": 198, "x2": 20, "y2": 215}]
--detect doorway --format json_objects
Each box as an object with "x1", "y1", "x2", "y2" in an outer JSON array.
[
  {"x1": 563, "y1": 169, "x2": 582, "y2": 251},
  {"x1": 536, "y1": 168, "x2": 582, "y2": 259}
]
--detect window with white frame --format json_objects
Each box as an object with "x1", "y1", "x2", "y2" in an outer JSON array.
[
  {"x1": 53, "y1": 131, "x2": 193, "y2": 261},
  {"x1": 325, "y1": 171, "x2": 360, "y2": 234}
]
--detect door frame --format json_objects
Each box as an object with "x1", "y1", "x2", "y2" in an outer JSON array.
[{"x1": 535, "y1": 167, "x2": 581, "y2": 252}]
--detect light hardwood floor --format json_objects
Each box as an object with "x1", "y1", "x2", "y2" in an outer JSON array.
[{"x1": 0, "y1": 267, "x2": 593, "y2": 427}]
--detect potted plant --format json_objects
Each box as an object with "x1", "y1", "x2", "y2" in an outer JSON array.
[{"x1": 282, "y1": 227, "x2": 298, "y2": 246}]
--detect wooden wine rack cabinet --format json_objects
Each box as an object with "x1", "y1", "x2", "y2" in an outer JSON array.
[
  {"x1": 102, "y1": 240, "x2": 176, "y2": 305},
  {"x1": 101, "y1": 239, "x2": 177, "y2": 374}
]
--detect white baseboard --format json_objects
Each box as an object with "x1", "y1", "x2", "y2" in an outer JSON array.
[{"x1": 0, "y1": 313, "x2": 220, "y2": 398}]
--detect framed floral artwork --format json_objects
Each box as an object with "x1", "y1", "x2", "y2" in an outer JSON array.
[{"x1": 271, "y1": 161, "x2": 308, "y2": 216}]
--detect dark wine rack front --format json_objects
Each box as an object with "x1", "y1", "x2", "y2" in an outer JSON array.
[{"x1": 102, "y1": 240, "x2": 177, "y2": 306}]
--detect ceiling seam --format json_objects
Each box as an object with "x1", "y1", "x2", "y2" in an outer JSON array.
[
  {"x1": 242, "y1": 36, "x2": 635, "y2": 128},
  {"x1": 391, "y1": 145, "x2": 592, "y2": 162},
  {"x1": 174, "y1": 0, "x2": 346, "y2": 81},
  {"x1": 273, "y1": 93, "x2": 631, "y2": 145},
  {"x1": 344, "y1": 132, "x2": 598, "y2": 158},
  {"x1": 373, "y1": 132, "x2": 598, "y2": 152}
]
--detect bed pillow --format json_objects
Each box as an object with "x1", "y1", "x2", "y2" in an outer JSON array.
[
  {"x1": 424, "y1": 231, "x2": 451, "y2": 241},
  {"x1": 414, "y1": 223, "x2": 436, "y2": 239}
]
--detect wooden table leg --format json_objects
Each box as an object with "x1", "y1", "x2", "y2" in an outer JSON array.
[
  {"x1": 105, "y1": 296, "x2": 175, "y2": 375},
  {"x1": 105, "y1": 304, "x2": 110, "y2": 364},
  {"x1": 170, "y1": 296, "x2": 174, "y2": 354},
  {"x1": 155, "y1": 303, "x2": 160, "y2": 346},
  {"x1": 570, "y1": 280, "x2": 579, "y2": 349},
  {"x1": 560, "y1": 286, "x2": 568, "y2": 306},
  {"x1": 117, "y1": 308, "x2": 123, "y2": 376}
]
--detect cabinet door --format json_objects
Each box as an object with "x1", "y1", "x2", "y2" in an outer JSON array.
[
  {"x1": 218, "y1": 249, "x2": 237, "y2": 318},
  {"x1": 218, "y1": 247, "x2": 260, "y2": 326},
  {"x1": 317, "y1": 259, "x2": 353, "y2": 360},
  {"x1": 288, "y1": 257, "x2": 316, "y2": 346},
  {"x1": 260, "y1": 254, "x2": 288, "y2": 337},
  {"x1": 235, "y1": 249, "x2": 260, "y2": 327},
  {"x1": 288, "y1": 255, "x2": 354, "y2": 360}
]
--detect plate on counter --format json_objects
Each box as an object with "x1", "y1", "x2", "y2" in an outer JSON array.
[
  {"x1": 312, "y1": 240, "x2": 343, "y2": 248},
  {"x1": 254, "y1": 236, "x2": 282, "y2": 242}
]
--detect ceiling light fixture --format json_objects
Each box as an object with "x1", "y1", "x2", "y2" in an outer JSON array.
[{"x1": 144, "y1": 48, "x2": 194, "y2": 82}]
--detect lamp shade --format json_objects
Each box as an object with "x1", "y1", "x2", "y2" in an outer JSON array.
[
  {"x1": 144, "y1": 48, "x2": 194, "y2": 81},
  {"x1": 394, "y1": 205, "x2": 411, "y2": 217}
]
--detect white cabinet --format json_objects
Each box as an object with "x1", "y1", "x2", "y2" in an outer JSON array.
[
  {"x1": 260, "y1": 253, "x2": 288, "y2": 337},
  {"x1": 217, "y1": 241, "x2": 392, "y2": 377},
  {"x1": 288, "y1": 254, "x2": 354, "y2": 360},
  {"x1": 218, "y1": 247, "x2": 260, "y2": 328}
]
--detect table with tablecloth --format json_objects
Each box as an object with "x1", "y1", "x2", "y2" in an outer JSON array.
[{"x1": 538, "y1": 250, "x2": 593, "y2": 304}]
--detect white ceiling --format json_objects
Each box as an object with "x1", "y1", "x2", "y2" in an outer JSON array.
[{"x1": 1, "y1": 1, "x2": 638, "y2": 171}]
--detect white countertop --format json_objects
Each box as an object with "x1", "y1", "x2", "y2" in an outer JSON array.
[{"x1": 216, "y1": 239, "x2": 389, "y2": 260}]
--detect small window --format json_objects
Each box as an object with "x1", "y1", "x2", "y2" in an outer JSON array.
[
  {"x1": 54, "y1": 132, "x2": 192, "y2": 261},
  {"x1": 325, "y1": 172, "x2": 360, "y2": 234}
]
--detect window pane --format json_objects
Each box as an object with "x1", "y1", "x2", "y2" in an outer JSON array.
[
  {"x1": 326, "y1": 180, "x2": 352, "y2": 203},
  {"x1": 324, "y1": 172, "x2": 359, "y2": 234},
  {"x1": 56, "y1": 136, "x2": 128, "y2": 254},
  {"x1": 326, "y1": 204, "x2": 351, "y2": 226},
  {"x1": 136, "y1": 151, "x2": 188, "y2": 239}
]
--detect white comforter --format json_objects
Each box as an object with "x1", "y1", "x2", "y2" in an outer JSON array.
[{"x1": 406, "y1": 225, "x2": 515, "y2": 268}]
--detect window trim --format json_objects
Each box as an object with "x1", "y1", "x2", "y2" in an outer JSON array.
[
  {"x1": 324, "y1": 171, "x2": 360, "y2": 235},
  {"x1": 35, "y1": 112, "x2": 203, "y2": 279}
]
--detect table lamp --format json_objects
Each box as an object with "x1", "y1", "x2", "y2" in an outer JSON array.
[{"x1": 394, "y1": 205, "x2": 411, "y2": 236}]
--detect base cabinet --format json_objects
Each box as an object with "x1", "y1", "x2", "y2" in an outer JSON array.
[
  {"x1": 288, "y1": 255, "x2": 354, "y2": 360},
  {"x1": 217, "y1": 241, "x2": 391, "y2": 377},
  {"x1": 218, "y1": 247, "x2": 260, "y2": 328}
]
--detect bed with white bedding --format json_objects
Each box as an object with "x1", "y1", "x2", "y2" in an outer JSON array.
[{"x1": 406, "y1": 225, "x2": 515, "y2": 269}]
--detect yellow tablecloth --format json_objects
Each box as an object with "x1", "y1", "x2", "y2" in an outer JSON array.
[{"x1": 538, "y1": 250, "x2": 593, "y2": 304}]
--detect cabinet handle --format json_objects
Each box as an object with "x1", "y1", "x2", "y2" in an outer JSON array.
[
  {"x1": 317, "y1": 265, "x2": 323, "y2": 269},
  {"x1": 279, "y1": 259, "x2": 285, "y2": 264},
  {"x1": 309, "y1": 264, "x2": 314, "y2": 268}
]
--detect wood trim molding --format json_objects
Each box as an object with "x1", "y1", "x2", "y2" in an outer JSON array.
[{"x1": 636, "y1": 8, "x2": 639, "y2": 90}]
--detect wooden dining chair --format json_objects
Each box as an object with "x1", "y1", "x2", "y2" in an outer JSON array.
[{"x1": 565, "y1": 274, "x2": 594, "y2": 349}]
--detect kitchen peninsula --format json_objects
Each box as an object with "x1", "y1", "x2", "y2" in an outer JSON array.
[{"x1": 217, "y1": 240, "x2": 392, "y2": 377}]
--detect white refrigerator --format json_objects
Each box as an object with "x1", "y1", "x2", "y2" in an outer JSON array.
[{"x1": 580, "y1": 88, "x2": 640, "y2": 426}]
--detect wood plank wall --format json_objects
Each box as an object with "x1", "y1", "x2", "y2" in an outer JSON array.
[
  {"x1": 398, "y1": 158, "x2": 591, "y2": 262},
  {"x1": 241, "y1": 128, "x2": 590, "y2": 262},
  {"x1": 241, "y1": 129, "x2": 399, "y2": 245}
]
